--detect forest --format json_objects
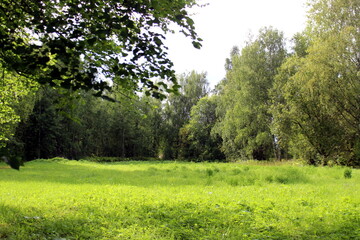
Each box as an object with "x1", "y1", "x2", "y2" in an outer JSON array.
[
  {"x1": 1, "y1": 0, "x2": 359, "y2": 168},
  {"x1": 1, "y1": 0, "x2": 359, "y2": 239}
]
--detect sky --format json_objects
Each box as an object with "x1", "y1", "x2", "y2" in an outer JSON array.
[{"x1": 165, "y1": 0, "x2": 308, "y2": 88}]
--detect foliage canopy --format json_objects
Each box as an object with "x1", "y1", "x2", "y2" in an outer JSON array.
[{"x1": 0, "y1": 0, "x2": 202, "y2": 98}]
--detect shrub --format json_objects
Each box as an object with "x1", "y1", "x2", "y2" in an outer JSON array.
[
  {"x1": 344, "y1": 168, "x2": 352, "y2": 179},
  {"x1": 205, "y1": 168, "x2": 214, "y2": 177}
]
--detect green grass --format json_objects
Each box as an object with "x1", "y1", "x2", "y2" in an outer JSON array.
[{"x1": 0, "y1": 158, "x2": 359, "y2": 239}]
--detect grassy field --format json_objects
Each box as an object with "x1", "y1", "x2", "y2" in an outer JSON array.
[{"x1": 0, "y1": 158, "x2": 359, "y2": 239}]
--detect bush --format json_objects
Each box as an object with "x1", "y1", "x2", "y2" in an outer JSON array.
[{"x1": 344, "y1": 168, "x2": 352, "y2": 179}]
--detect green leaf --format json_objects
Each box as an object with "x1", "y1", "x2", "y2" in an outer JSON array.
[{"x1": 192, "y1": 41, "x2": 202, "y2": 49}]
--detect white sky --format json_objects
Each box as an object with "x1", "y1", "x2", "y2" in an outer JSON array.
[{"x1": 166, "y1": 0, "x2": 308, "y2": 88}]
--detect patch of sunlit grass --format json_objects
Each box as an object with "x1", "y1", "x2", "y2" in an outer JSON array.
[{"x1": 0, "y1": 159, "x2": 359, "y2": 239}]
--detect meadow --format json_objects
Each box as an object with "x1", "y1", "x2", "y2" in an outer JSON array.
[{"x1": 0, "y1": 158, "x2": 359, "y2": 239}]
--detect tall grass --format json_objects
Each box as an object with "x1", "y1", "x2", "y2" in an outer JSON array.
[{"x1": 0, "y1": 159, "x2": 359, "y2": 239}]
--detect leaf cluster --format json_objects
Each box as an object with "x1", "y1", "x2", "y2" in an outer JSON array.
[{"x1": 0, "y1": 0, "x2": 202, "y2": 99}]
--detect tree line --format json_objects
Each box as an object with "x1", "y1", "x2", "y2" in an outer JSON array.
[{"x1": 1, "y1": 0, "x2": 359, "y2": 167}]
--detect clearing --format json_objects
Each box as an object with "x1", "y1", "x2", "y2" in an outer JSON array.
[{"x1": 0, "y1": 159, "x2": 359, "y2": 239}]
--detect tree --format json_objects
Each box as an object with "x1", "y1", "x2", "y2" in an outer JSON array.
[
  {"x1": 16, "y1": 86, "x2": 164, "y2": 160},
  {"x1": 184, "y1": 96, "x2": 224, "y2": 160},
  {"x1": 160, "y1": 71, "x2": 209, "y2": 159},
  {"x1": 271, "y1": 0, "x2": 360, "y2": 165},
  {"x1": 0, "y1": 0, "x2": 203, "y2": 98},
  {"x1": 21, "y1": 88, "x2": 67, "y2": 160},
  {"x1": 135, "y1": 96, "x2": 163, "y2": 158},
  {"x1": 224, "y1": 46, "x2": 239, "y2": 71},
  {"x1": 0, "y1": 65, "x2": 37, "y2": 149},
  {"x1": 216, "y1": 27, "x2": 287, "y2": 160}
]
